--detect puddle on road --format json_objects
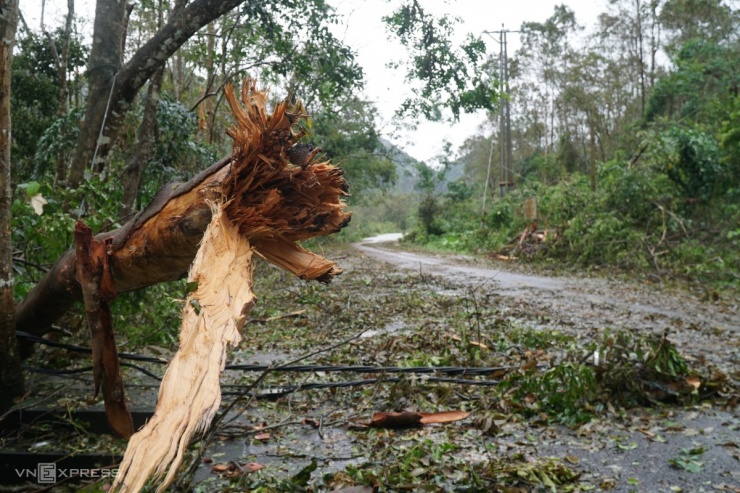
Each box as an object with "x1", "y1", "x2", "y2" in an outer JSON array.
[{"x1": 360, "y1": 319, "x2": 407, "y2": 339}]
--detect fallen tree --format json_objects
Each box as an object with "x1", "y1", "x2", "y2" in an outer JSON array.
[
  {"x1": 15, "y1": 81, "x2": 349, "y2": 343},
  {"x1": 15, "y1": 81, "x2": 351, "y2": 481}
]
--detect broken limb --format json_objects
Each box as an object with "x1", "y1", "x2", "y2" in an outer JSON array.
[
  {"x1": 73, "y1": 221, "x2": 133, "y2": 438},
  {"x1": 112, "y1": 205, "x2": 255, "y2": 493},
  {"x1": 108, "y1": 80, "x2": 350, "y2": 492},
  {"x1": 16, "y1": 82, "x2": 349, "y2": 347}
]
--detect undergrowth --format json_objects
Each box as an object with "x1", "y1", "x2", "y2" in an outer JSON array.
[{"x1": 403, "y1": 162, "x2": 740, "y2": 294}]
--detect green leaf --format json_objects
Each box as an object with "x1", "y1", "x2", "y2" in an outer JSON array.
[
  {"x1": 190, "y1": 299, "x2": 201, "y2": 315},
  {"x1": 291, "y1": 459, "x2": 317, "y2": 486},
  {"x1": 25, "y1": 181, "x2": 41, "y2": 197}
]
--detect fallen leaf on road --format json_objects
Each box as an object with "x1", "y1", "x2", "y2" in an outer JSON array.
[
  {"x1": 367, "y1": 410, "x2": 470, "y2": 429},
  {"x1": 419, "y1": 410, "x2": 471, "y2": 424},
  {"x1": 211, "y1": 462, "x2": 264, "y2": 478},
  {"x1": 329, "y1": 486, "x2": 375, "y2": 493}
]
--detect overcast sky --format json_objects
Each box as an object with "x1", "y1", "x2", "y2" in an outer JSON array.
[
  {"x1": 19, "y1": 0, "x2": 609, "y2": 164},
  {"x1": 332, "y1": 0, "x2": 609, "y2": 164}
]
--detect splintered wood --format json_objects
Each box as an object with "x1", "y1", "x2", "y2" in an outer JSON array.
[
  {"x1": 111, "y1": 81, "x2": 350, "y2": 492},
  {"x1": 222, "y1": 80, "x2": 350, "y2": 282},
  {"x1": 112, "y1": 206, "x2": 254, "y2": 493}
]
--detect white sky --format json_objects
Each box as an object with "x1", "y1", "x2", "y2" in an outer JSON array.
[
  {"x1": 332, "y1": 0, "x2": 609, "y2": 164},
  {"x1": 19, "y1": 0, "x2": 608, "y2": 164}
]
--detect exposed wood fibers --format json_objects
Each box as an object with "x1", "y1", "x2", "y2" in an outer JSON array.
[{"x1": 111, "y1": 80, "x2": 350, "y2": 492}]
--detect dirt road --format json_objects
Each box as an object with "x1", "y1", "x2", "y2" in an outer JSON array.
[
  {"x1": 353, "y1": 236, "x2": 739, "y2": 493},
  {"x1": 5, "y1": 235, "x2": 737, "y2": 492},
  {"x1": 354, "y1": 236, "x2": 739, "y2": 376}
]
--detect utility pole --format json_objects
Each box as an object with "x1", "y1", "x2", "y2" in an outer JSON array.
[{"x1": 483, "y1": 26, "x2": 519, "y2": 200}]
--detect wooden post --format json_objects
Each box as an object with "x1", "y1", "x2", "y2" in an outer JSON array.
[{"x1": 590, "y1": 121, "x2": 596, "y2": 193}]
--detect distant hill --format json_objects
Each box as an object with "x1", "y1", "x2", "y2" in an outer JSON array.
[
  {"x1": 380, "y1": 139, "x2": 421, "y2": 193},
  {"x1": 380, "y1": 139, "x2": 467, "y2": 194}
]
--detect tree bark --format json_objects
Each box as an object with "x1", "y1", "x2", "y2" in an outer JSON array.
[
  {"x1": 120, "y1": 66, "x2": 164, "y2": 218},
  {"x1": 68, "y1": 0, "x2": 127, "y2": 184},
  {"x1": 0, "y1": 0, "x2": 24, "y2": 413},
  {"x1": 74, "y1": 221, "x2": 133, "y2": 438},
  {"x1": 198, "y1": 21, "x2": 216, "y2": 142},
  {"x1": 67, "y1": 0, "x2": 249, "y2": 188}
]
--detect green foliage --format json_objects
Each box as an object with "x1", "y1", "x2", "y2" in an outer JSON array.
[
  {"x1": 446, "y1": 181, "x2": 474, "y2": 202},
  {"x1": 718, "y1": 95, "x2": 740, "y2": 183},
  {"x1": 11, "y1": 27, "x2": 88, "y2": 180},
  {"x1": 595, "y1": 330, "x2": 691, "y2": 404},
  {"x1": 659, "y1": 0, "x2": 739, "y2": 51},
  {"x1": 648, "y1": 124, "x2": 727, "y2": 201},
  {"x1": 149, "y1": 98, "x2": 216, "y2": 176},
  {"x1": 645, "y1": 39, "x2": 739, "y2": 127},
  {"x1": 241, "y1": 0, "x2": 364, "y2": 109},
  {"x1": 112, "y1": 282, "x2": 184, "y2": 348},
  {"x1": 384, "y1": 0, "x2": 497, "y2": 120},
  {"x1": 11, "y1": 175, "x2": 184, "y2": 347},
  {"x1": 34, "y1": 107, "x2": 85, "y2": 177},
  {"x1": 511, "y1": 362, "x2": 597, "y2": 425},
  {"x1": 405, "y1": 153, "x2": 739, "y2": 288},
  {"x1": 502, "y1": 329, "x2": 695, "y2": 425},
  {"x1": 417, "y1": 194, "x2": 442, "y2": 236},
  {"x1": 485, "y1": 200, "x2": 513, "y2": 229},
  {"x1": 11, "y1": 177, "x2": 123, "y2": 297},
  {"x1": 311, "y1": 97, "x2": 396, "y2": 198},
  {"x1": 669, "y1": 447, "x2": 708, "y2": 473}
]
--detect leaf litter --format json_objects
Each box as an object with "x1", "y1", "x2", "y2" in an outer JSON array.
[{"x1": 4, "y1": 240, "x2": 738, "y2": 492}]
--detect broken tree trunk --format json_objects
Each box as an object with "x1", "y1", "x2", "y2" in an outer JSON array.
[
  {"x1": 110, "y1": 80, "x2": 350, "y2": 492},
  {"x1": 15, "y1": 81, "x2": 350, "y2": 349},
  {"x1": 113, "y1": 204, "x2": 254, "y2": 492}
]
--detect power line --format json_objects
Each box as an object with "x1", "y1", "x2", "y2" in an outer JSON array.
[{"x1": 17, "y1": 330, "x2": 546, "y2": 389}]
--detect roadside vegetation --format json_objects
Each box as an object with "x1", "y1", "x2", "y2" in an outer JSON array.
[{"x1": 385, "y1": 3, "x2": 739, "y2": 295}]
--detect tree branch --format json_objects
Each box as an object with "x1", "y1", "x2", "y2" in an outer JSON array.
[{"x1": 116, "y1": 0, "x2": 246, "y2": 103}]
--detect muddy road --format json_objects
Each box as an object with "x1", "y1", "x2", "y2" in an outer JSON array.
[
  {"x1": 355, "y1": 236, "x2": 739, "y2": 376},
  {"x1": 353, "y1": 235, "x2": 739, "y2": 493}
]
